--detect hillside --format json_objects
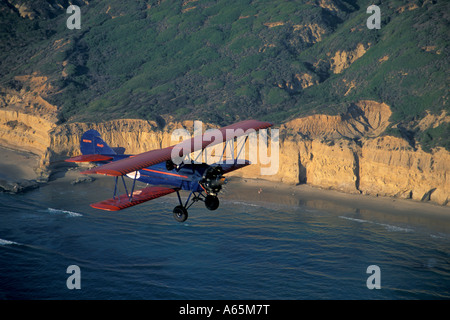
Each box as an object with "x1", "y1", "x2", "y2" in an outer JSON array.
[{"x1": 0, "y1": 0, "x2": 448, "y2": 152}]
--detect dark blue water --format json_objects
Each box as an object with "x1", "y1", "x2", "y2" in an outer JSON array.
[{"x1": 1, "y1": 176, "x2": 450, "y2": 299}]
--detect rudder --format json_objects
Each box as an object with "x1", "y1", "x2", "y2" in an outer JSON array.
[{"x1": 80, "y1": 129, "x2": 116, "y2": 155}]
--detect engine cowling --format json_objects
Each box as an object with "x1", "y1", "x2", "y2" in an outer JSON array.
[{"x1": 199, "y1": 165, "x2": 227, "y2": 195}]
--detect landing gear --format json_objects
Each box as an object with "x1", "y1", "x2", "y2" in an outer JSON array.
[
  {"x1": 173, "y1": 205, "x2": 188, "y2": 223},
  {"x1": 205, "y1": 195, "x2": 219, "y2": 211},
  {"x1": 172, "y1": 165, "x2": 226, "y2": 222},
  {"x1": 172, "y1": 189, "x2": 222, "y2": 222},
  {"x1": 173, "y1": 190, "x2": 195, "y2": 223}
]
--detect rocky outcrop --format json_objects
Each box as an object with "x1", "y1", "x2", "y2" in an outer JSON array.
[
  {"x1": 0, "y1": 74, "x2": 59, "y2": 180},
  {"x1": 1, "y1": 0, "x2": 87, "y2": 20},
  {"x1": 330, "y1": 43, "x2": 369, "y2": 74},
  {"x1": 0, "y1": 178, "x2": 40, "y2": 193},
  {"x1": 293, "y1": 24, "x2": 326, "y2": 44},
  {"x1": 281, "y1": 100, "x2": 392, "y2": 139}
]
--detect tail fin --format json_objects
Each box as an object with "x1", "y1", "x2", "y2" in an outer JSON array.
[{"x1": 80, "y1": 129, "x2": 116, "y2": 155}]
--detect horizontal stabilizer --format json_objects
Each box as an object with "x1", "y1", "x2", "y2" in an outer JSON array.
[
  {"x1": 65, "y1": 154, "x2": 113, "y2": 163},
  {"x1": 90, "y1": 186, "x2": 179, "y2": 211}
]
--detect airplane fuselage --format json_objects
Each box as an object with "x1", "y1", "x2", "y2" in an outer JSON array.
[{"x1": 95, "y1": 155, "x2": 218, "y2": 193}]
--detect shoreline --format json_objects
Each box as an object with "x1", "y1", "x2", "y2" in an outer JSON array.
[
  {"x1": 225, "y1": 177, "x2": 450, "y2": 221},
  {"x1": 233, "y1": 177, "x2": 450, "y2": 216},
  {"x1": 51, "y1": 165, "x2": 450, "y2": 218},
  {"x1": 41, "y1": 169, "x2": 450, "y2": 234}
]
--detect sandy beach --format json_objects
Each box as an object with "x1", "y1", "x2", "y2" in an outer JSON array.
[
  {"x1": 0, "y1": 146, "x2": 40, "y2": 181},
  {"x1": 230, "y1": 177, "x2": 450, "y2": 217}
]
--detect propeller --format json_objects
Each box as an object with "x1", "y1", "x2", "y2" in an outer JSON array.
[{"x1": 199, "y1": 165, "x2": 227, "y2": 195}]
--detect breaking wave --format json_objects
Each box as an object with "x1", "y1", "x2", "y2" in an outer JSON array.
[
  {"x1": 47, "y1": 208, "x2": 83, "y2": 218},
  {"x1": 229, "y1": 201, "x2": 260, "y2": 207},
  {"x1": 339, "y1": 216, "x2": 414, "y2": 232},
  {"x1": 0, "y1": 238, "x2": 19, "y2": 246}
]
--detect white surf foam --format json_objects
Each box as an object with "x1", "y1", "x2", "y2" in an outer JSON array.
[
  {"x1": 339, "y1": 216, "x2": 369, "y2": 224},
  {"x1": 47, "y1": 208, "x2": 83, "y2": 217},
  {"x1": 230, "y1": 201, "x2": 259, "y2": 207},
  {"x1": 0, "y1": 238, "x2": 19, "y2": 246},
  {"x1": 339, "y1": 216, "x2": 413, "y2": 232},
  {"x1": 378, "y1": 223, "x2": 414, "y2": 233}
]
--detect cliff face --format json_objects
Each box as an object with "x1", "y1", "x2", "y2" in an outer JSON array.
[
  {"x1": 281, "y1": 100, "x2": 392, "y2": 139},
  {"x1": 0, "y1": 86, "x2": 448, "y2": 205},
  {"x1": 0, "y1": 74, "x2": 59, "y2": 178},
  {"x1": 49, "y1": 119, "x2": 184, "y2": 162},
  {"x1": 227, "y1": 132, "x2": 449, "y2": 206},
  {"x1": 360, "y1": 137, "x2": 449, "y2": 205}
]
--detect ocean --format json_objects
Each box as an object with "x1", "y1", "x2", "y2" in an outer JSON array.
[{"x1": 1, "y1": 175, "x2": 449, "y2": 300}]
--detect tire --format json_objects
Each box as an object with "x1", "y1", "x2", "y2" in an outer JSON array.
[
  {"x1": 205, "y1": 195, "x2": 220, "y2": 211},
  {"x1": 173, "y1": 205, "x2": 188, "y2": 222}
]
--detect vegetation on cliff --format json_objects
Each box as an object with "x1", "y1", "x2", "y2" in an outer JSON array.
[{"x1": 0, "y1": 0, "x2": 448, "y2": 151}]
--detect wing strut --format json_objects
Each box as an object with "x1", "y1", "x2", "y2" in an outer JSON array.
[
  {"x1": 112, "y1": 171, "x2": 139, "y2": 202},
  {"x1": 175, "y1": 189, "x2": 206, "y2": 210},
  {"x1": 92, "y1": 172, "x2": 179, "y2": 211}
]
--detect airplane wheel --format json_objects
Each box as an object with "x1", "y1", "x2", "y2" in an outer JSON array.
[
  {"x1": 173, "y1": 205, "x2": 188, "y2": 222},
  {"x1": 205, "y1": 195, "x2": 219, "y2": 211}
]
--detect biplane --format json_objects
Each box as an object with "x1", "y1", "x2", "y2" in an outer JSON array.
[{"x1": 66, "y1": 120, "x2": 273, "y2": 222}]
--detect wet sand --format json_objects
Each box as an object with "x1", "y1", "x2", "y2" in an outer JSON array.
[
  {"x1": 0, "y1": 146, "x2": 40, "y2": 181},
  {"x1": 222, "y1": 177, "x2": 450, "y2": 234},
  {"x1": 228, "y1": 177, "x2": 450, "y2": 217}
]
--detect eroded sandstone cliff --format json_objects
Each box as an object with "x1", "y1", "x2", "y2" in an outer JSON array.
[{"x1": 0, "y1": 76, "x2": 448, "y2": 205}]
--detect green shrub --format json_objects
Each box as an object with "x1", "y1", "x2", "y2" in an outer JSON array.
[
  {"x1": 265, "y1": 87, "x2": 289, "y2": 105},
  {"x1": 419, "y1": 123, "x2": 450, "y2": 153}
]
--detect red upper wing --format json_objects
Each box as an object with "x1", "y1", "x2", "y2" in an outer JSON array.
[{"x1": 82, "y1": 119, "x2": 273, "y2": 176}]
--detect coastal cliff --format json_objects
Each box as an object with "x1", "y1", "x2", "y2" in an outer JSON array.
[{"x1": 0, "y1": 79, "x2": 448, "y2": 205}]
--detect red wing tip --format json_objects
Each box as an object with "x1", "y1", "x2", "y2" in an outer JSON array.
[{"x1": 90, "y1": 204, "x2": 120, "y2": 211}]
